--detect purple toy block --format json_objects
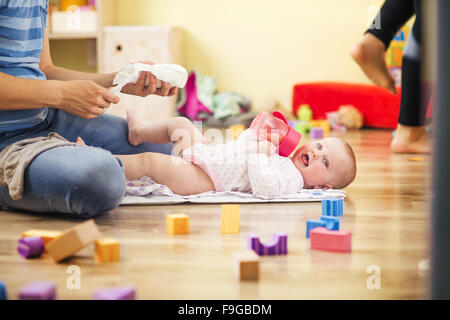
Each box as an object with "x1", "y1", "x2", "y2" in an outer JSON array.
[
  {"x1": 19, "y1": 282, "x2": 56, "y2": 300},
  {"x1": 247, "y1": 233, "x2": 287, "y2": 256},
  {"x1": 93, "y1": 286, "x2": 136, "y2": 300},
  {"x1": 17, "y1": 236, "x2": 44, "y2": 259},
  {"x1": 310, "y1": 127, "x2": 324, "y2": 139}
]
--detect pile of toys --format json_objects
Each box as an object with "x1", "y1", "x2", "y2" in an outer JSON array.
[{"x1": 0, "y1": 199, "x2": 351, "y2": 300}]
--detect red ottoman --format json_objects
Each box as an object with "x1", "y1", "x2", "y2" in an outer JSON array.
[{"x1": 292, "y1": 82, "x2": 402, "y2": 129}]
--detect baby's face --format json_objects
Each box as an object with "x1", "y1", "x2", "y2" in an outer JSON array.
[{"x1": 290, "y1": 137, "x2": 351, "y2": 189}]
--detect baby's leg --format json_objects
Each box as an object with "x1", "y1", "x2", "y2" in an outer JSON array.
[
  {"x1": 126, "y1": 110, "x2": 204, "y2": 156},
  {"x1": 116, "y1": 152, "x2": 215, "y2": 196}
]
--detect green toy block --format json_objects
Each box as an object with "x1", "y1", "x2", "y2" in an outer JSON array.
[
  {"x1": 294, "y1": 121, "x2": 311, "y2": 135},
  {"x1": 296, "y1": 104, "x2": 313, "y2": 122}
]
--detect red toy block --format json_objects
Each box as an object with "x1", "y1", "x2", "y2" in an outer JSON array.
[{"x1": 310, "y1": 227, "x2": 351, "y2": 253}]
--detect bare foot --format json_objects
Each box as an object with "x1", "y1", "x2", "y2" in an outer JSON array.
[
  {"x1": 126, "y1": 109, "x2": 144, "y2": 146},
  {"x1": 75, "y1": 137, "x2": 87, "y2": 146},
  {"x1": 351, "y1": 33, "x2": 397, "y2": 95},
  {"x1": 391, "y1": 124, "x2": 432, "y2": 154}
]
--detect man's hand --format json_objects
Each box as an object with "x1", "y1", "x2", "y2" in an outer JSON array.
[
  {"x1": 119, "y1": 61, "x2": 178, "y2": 98},
  {"x1": 58, "y1": 80, "x2": 119, "y2": 119}
]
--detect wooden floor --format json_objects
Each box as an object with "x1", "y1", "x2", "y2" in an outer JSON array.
[{"x1": 0, "y1": 129, "x2": 431, "y2": 299}]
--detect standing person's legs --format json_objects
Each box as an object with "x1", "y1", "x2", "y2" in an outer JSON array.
[
  {"x1": 391, "y1": 0, "x2": 432, "y2": 153},
  {"x1": 351, "y1": 0, "x2": 415, "y2": 94}
]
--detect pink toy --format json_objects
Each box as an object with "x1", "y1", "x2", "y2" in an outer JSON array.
[
  {"x1": 310, "y1": 227, "x2": 351, "y2": 253},
  {"x1": 177, "y1": 72, "x2": 213, "y2": 121},
  {"x1": 17, "y1": 236, "x2": 44, "y2": 259},
  {"x1": 93, "y1": 286, "x2": 136, "y2": 300},
  {"x1": 250, "y1": 111, "x2": 302, "y2": 157},
  {"x1": 247, "y1": 232, "x2": 288, "y2": 256},
  {"x1": 19, "y1": 282, "x2": 56, "y2": 300}
]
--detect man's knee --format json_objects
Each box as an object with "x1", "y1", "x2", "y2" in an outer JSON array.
[{"x1": 67, "y1": 149, "x2": 126, "y2": 217}]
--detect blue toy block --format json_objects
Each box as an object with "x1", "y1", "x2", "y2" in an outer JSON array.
[
  {"x1": 0, "y1": 281, "x2": 7, "y2": 300},
  {"x1": 320, "y1": 216, "x2": 340, "y2": 231},
  {"x1": 322, "y1": 198, "x2": 343, "y2": 216},
  {"x1": 306, "y1": 220, "x2": 326, "y2": 238}
]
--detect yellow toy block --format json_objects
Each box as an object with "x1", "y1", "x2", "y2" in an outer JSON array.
[
  {"x1": 166, "y1": 213, "x2": 189, "y2": 235},
  {"x1": 227, "y1": 124, "x2": 246, "y2": 140},
  {"x1": 221, "y1": 204, "x2": 240, "y2": 234},
  {"x1": 21, "y1": 229, "x2": 63, "y2": 253},
  {"x1": 310, "y1": 120, "x2": 330, "y2": 137},
  {"x1": 95, "y1": 238, "x2": 120, "y2": 262}
]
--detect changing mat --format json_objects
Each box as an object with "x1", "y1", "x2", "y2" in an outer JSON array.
[{"x1": 120, "y1": 176, "x2": 345, "y2": 205}]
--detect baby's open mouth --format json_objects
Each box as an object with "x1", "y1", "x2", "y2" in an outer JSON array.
[{"x1": 301, "y1": 154, "x2": 309, "y2": 166}]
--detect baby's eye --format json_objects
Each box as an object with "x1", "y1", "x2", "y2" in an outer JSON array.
[
  {"x1": 316, "y1": 143, "x2": 322, "y2": 150},
  {"x1": 323, "y1": 159, "x2": 329, "y2": 168}
]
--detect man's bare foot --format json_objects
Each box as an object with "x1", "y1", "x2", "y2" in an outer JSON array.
[
  {"x1": 126, "y1": 109, "x2": 144, "y2": 146},
  {"x1": 391, "y1": 124, "x2": 432, "y2": 154},
  {"x1": 75, "y1": 137, "x2": 87, "y2": 146},
  {"x1": 351, "y1": 33, "x2": 397, "y2": 95}
]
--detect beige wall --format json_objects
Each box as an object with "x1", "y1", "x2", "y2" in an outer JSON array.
[{"x1": 115, "y1": 0, "x2": 384, "y2": 111}]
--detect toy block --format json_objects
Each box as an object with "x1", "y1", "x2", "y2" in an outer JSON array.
[
  {"x1": 296, "y1": 104, "x2": 312, "y2": 122},
  {"x1": 93, "y1": 286, "x2": 136, "y2": 300},
  {"x1": 247, "y1": 232, "x2": 287, "y2": 256},
  {"x1": 294, "y1": 121, "x2": 311, "y2": 135},
  {"x1": 233, "y1": 250, "x2": 259, "y2": 281},
  {"x1": 320, "y1": 216, "x2": 340, "y2": 231},
  {"x1": 19, "y1": 282, "x2": 56, "y2": 300},
  {"x1": 228, "y1": 124, "x2": 246, "y2": 140},
  {"x1": 310, "y1": 127, "x2": 323, "y2": 139},
  {"x1": 21, "y1": 229, "x2": 63, "y2": 253},
  {"x1": 322, "y1": 198, "x2": 343, "y2": 216},
  {"x1": 166, "y1": 213, "x2": 189, "y2": 234},
  {"x1": 408, "y1": 157, "x2": 425, "y2": 162},
  {"x1": 95, "y1": 238, "x2": 120, "y2": 262},
  {"x1": 310, "y1": 227, "x2": 351, "y2": 253},
  {"x1": 221, "y1": 204, "x2": 240, "y2": 234},
  {"x1": 0, "y1": 281, "x2": 6, "y2": 300},
  {"x1": 306, "y1": 220, "x2": 326, "y2": 238},
  {"x1": 46, "y1": 219, "x2": 101, "y2": 263},
  {"x1": 17, "y1": 236, "x2": 44, "y2": 259}
]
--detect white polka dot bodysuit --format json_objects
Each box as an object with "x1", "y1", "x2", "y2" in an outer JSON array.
[{"x1": 182, "y1": 129, "x2": 304, "y2": 197}]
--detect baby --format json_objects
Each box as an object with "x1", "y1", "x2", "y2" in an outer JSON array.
[{"x1": 77, "y1": 111, "x2": 356, "y2": 197}]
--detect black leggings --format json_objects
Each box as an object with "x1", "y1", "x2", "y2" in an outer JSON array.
[{"x1": 366, "y1": 0, "x2": 430, "y2": 127}]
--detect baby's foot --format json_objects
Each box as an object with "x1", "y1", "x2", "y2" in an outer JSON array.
[
  {"x1": 351, "y1": 33, "x2": 397, "y2": 95},
  {"x1": 391, "y1": 124, "x2": 432, "y2": 154},
  {"x1": 126, "y1": 109, "x2": 144, "y2": 146}
]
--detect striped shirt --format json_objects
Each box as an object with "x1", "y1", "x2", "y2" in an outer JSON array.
[{"x1": 0, "y1": 0, "x2": 49, "y2": 132}]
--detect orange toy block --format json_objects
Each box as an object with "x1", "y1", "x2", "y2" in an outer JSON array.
[
  {"x1": 227, "y1": 124, "x2": 246, "y2": 140},
  {"x1": 221, "y1": 204, "x2": 240, "y2": 234},
  {"x1": 166, "y1": 214, "x2": 189, "y2": 234},
  {"x1": 95, "y1": 238, "x2": 120, "y2": 262},
  {"x1": 21, "y1": 229, "x2": 63, "y2": 253},
  {"x1": 233, "y1": 250, "x2": 260, "y2": 281},
  {"x1": 46, "y1": 220, "x2": 101, "y2": 262}
]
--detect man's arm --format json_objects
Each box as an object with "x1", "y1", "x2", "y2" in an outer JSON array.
[
  {"x1": 39, "y1": 30, "x2": 176, "y2": 97},
  {"x1": 39, "y1": 30, "x2": 116, "y2": 87}
]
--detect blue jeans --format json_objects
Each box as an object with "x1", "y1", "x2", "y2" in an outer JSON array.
[{"x1": 0, "y1": 108, "x2": 172, "y2": 218}]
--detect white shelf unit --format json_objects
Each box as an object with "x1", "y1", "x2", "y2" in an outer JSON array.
[{"x1": 48, "y1": 0, "x2": 116, "y2": 72}]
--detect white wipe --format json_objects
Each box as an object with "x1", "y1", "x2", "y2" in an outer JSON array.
[{"x1": 111, "y1": 62, "x2": 188, "y2": 95}]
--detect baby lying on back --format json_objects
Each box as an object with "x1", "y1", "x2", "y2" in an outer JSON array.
[{"x1": 77, "y1": 111, "x2": 357, "y2": 197}]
